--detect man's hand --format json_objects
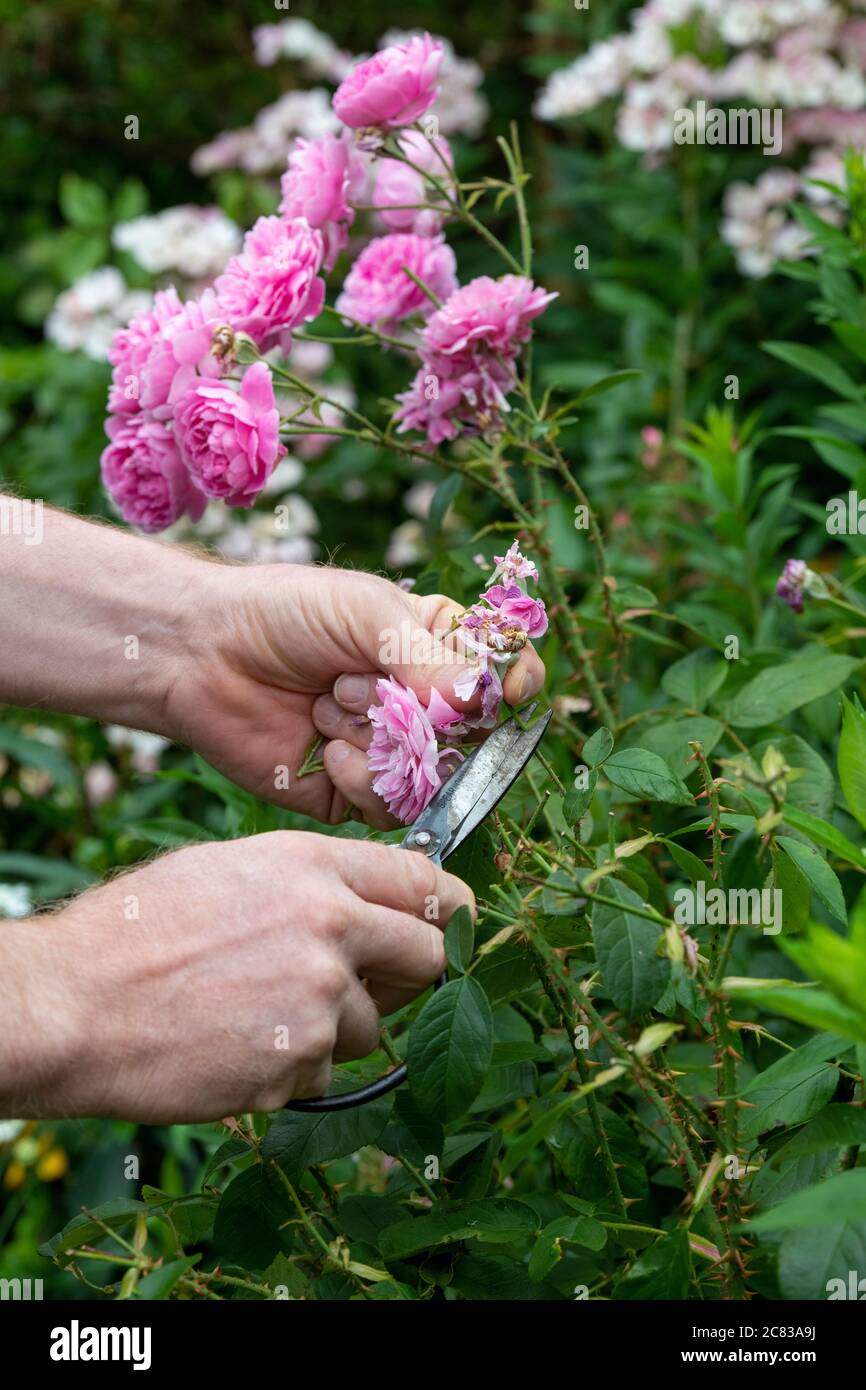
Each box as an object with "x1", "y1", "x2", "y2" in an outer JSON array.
[
  {"x1": 0, "y1": 504, "x2": 544, "y2": 827},
  {"x1": 170, "y1": 561, "x2": 545, "y2": 826},
  {"x1": 0, "y1": 832, "x2": 473, "y2": 1123}
]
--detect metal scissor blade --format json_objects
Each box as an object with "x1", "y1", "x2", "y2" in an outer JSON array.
[{"x1": 403, "y1": 704, "x2": 553, "y2": 862}]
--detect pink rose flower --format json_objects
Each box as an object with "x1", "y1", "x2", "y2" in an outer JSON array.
[
  {"x1": 214, "y1": 216, "x2": 325, "y2": 352},
  {"x1": 424, "y1": 275, "x2": 558, "y2": 367},
  {"x1": 139, "y1": 289, "x2": 225, "y2": 419},
  {"x1": 279, "y1": 132, "x2": 368, "y2": 271},
  {"x1": 483, "y1": 583, "x2": 548, "y2": 638},
  {"x1": 101, "y1": 412, "x2": 205, "y2": 534},
  {"x1": 333, "y1": 33, "x2": 444, "y2": 130},
  {"x1": 107, "y1": 287, "x2": 182, "y2": 415},
  {"x1": 335, "y1": 233, "x2": 458, "y2": 330},
  {"x1": 173, "y1": 360, "x2": 285, "y2": 508},
  {"x1": 373, "y1": 130, "x2": 453, "y2": 236},
  {"x1": 367, "y1": 676, "x2": 463, "y2": 824}
]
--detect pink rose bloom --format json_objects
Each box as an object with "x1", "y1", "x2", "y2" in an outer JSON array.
[
  {"x1": 489, "y1": 541, "x2": 538, "y2": 585},
  {"x1": 173, "y1": 360, "x2": 285, "y2": 508},
  {"x1": 139, "y1": 289, "x2": 225, "y2": 419},
  {"x1": 333, "y1": 33, "x2": 444, "y2": 130},
  {"x1": 214, "y1": 216, "x2": 325, "y2": 352},
  {"x1": 336, "y1": 233, "x2": 457, "y2": 330},
  {"x1": 424, "y1": 275, "x2": 557, "y2": 367},
  {"x1": 483, "y1": 583, "x2": 548, "y2": 638},
  {"x1": 279, "y1": 132, "x2": 368, "y2": 271},
  {"x1": 373, "y1": 130, "x2": 453, "y2": 236},
  {"x1": 101, "y1": 413, "x2": 205, "y2": 534},
  {"x1": 367, "y1": 676, "x2": 463, "y2": 824},
  {"x1": 107, "y1": 287, "x2": 182, "y2": 415}
]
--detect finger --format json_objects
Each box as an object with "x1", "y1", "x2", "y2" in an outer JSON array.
[
  {"x1": 334, "y1": 979, "x2": 382, "y2": 1062},
  {"x1": 312, "y1": 693, "x2": 373, "y2": 751},
  {"x1": 323, "y1": 740, "x2": 397, "y2": 828},
  {"x1": 502, "y1": 644, "x2": 545, "y2": 705},
  {"x1": 352, "y1": 902, "x2": 447, "y2": 997},
  {"x1": 333, "y1": 836, "x2": 476, "y2": 926}
]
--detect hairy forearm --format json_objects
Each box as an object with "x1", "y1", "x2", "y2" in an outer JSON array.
[
  {"x1": 0, "y1": 499, "x2": 210, "y2": 734},
  {"x1": 0, "y1": 911, "x2": 89, "y2": 1118}
]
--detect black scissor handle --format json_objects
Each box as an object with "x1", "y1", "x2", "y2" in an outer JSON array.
[{"x1": 285, "y1": 969, "x2": 447, "y2": 1112}]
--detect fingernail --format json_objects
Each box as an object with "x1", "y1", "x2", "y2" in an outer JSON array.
[
  {"x1": 327, "y1": 740, "x2": 351, "y2": 766},
  {"x1": 335, "y1": 674, "x2": 372, "y2": 706},
  {"x1": 313, "y1": 694, "x2": 342, "y2": 731},
  {"x1": 519, "y1": 668, "x2": 543, "y2": 701}
]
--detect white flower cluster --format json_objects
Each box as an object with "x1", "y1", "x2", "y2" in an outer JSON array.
[
  {"x1": 535, "y1": 0, "x2": 866, "y2": 137},
  {"x1": 252, "y1": 17, "x2": 352, "y2": 80},
  {"x1": 192, "y1": 88, "x2": 340, "y2": 176},
  {"x1": 45, "y1": 267, "x2": 152, "y2": 360},
  {"x1": 112, "y1": 205, "x2": 241, "y2": 281},
  {"x1": 192, "y1": 24, "x2": 488, "y2": 178},
  {"x1": 720, "y1": 153, "x2": 845, "y2": 275}
]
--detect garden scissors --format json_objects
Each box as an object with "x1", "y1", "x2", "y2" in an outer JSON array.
[{"x1": 287, "y1": 701, "x2": 553, "y2": 1113}]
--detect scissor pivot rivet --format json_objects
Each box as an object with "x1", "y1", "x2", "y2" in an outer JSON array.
[{"x1": 413, "y1": 831, "x2": 432, "y2": 846}]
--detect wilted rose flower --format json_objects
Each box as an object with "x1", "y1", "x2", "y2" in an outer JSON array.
[
  {"x1": 174, "y1": 361, "x2": 285, "y2": 508},
  {"x1": 101, "y1": 413, "x2": 206, "y2": 533},
  {"x1": 483, "y1": 583, "x2": 549, "y2": 639},
  {"x1": 214, "y1": 216, "x2": 325, "y2": 352},
  {"x1": 335, "y1": 233, "x2": 458, "y2": 331},
  {"x1": 367, "y1": 676, "x2": 464, "y2": 823},
  {"x1": 776, "y1": 558, "x2": 809, "y2": 612},
  {"x1": 333, "y1": 33, "x2": 444, "y2": 130}
]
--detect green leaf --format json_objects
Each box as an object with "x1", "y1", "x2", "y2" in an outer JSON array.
[
  {"x1": 592, "y1": 878, "x2": 670, "y2": 1017},
  {"x1": 582, "y1": 726, "x2": 614, "y2": 767},
  {"x1": 661, "y1": 649, "x2": 728, "y2": 711},
  {"x1": 39, "y1": 1198, "x2": 148, "y2": 1265},
  {"x1": 570, "y1": 368, "x2": 643, "y2": 408},
  {"x1": 778, "y1": 1221, "x2": 866, "y2": 1300},
  {"x1": 763, "y1": 340, "x2": 864, "y2": 402},
  {"x1": 725, "y1": 982, "x2": 866, "y2": 1045},
  {"x1": 776, "y1": 836, "x2": 847, "y2": 926},
  {"x1": 213, "y1": 1165, "x2": 291, "y2": 1270},
  {"x1": 379, "y1": 1198, "x2": 538, "y2": 1260},
  {"x1": 134, "y1": 1257, "x2": 199, "y2": 1301},
  {"x1": 425, "y1": 474, "x2": 462, "y2": 539},
  {"x1": 777, "y1": 805, "x2": 865, "y2": 868},
  {"x1": 748, "y1": 1170, "x2": 866, "y2": 1232},
  {"x1": 59, "y1": 172, "x2": 109, "y2": 228},
  {"x1": 839, "y1": 693, "x2": 866, "y2": 833},
  {"x1": 724, "y1": 652, "x2": 859, "y2": 729},
  {"x1": 602, "y1": 748, "x2": 694, "y2": 806},
  {"x1": 563, "y1": 769, "x2": 598, "y2": 825},
  {"x1": 444, "y1": 905, "x2": 475, "y2": 974},
  {"x1": 770, "y1": 1104, "x2": 866, "y2": 1167},
  {"x1": 613, "y1": 1229, "x2": 690, "y2": 1300},
  {"x1": 738, "y1": 1033, "x2": 847, "y2": 1139},
  {"x1": 408, "y1": 976, "x2": 494, "y2": 1121},
  {"x1": 528, "y1": 1215, "x2": 607, "y2": 1282},
  {"x1": 262, "y1": 1081, "x2": 392, "y2": 1183}
]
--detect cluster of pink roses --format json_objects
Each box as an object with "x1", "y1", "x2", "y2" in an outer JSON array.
[
  {"x1": 102, "y1": 217, "x2": 325, "y2": 531},
  {"x1": 102, "y1": 31, "x2": 555, "y2": 529},
  {"x1": 367, "y1": 542, "x2": 548, "y2": 823}
]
